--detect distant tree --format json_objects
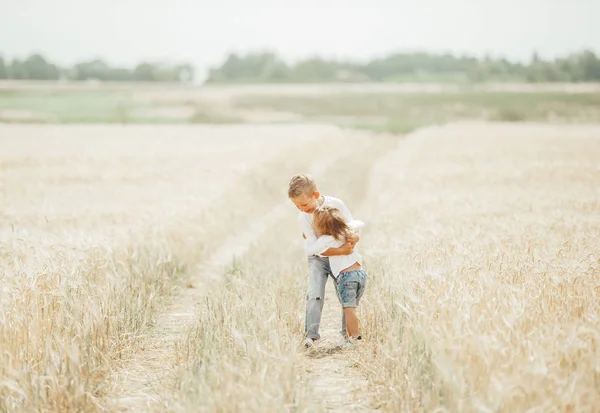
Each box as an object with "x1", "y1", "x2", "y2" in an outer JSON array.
[
  {"x1": 20, "y1": 54, "x2": 60, "y2": 80},
  {"x1": 525, "y1": 52, "x2": 547, "y2": 82},
  {"x1": 145, "y1": 63, "x2": 191, "y2": 82},
  {"x1": 579, "y1": 50, "x2": 600, "y2": 81},
  {"x1": 258, "y1": 56, "x2": 289, "y2": 82},
  {"x1": 108, "y1": 68, "x2": 134, "y2": 81},
  {"x1": 291, "y1": 58, "x2": 335, "y2": 81},
  {"x1": 9, "y1": 59, "x2": 25, "y2": 79},
  {"x1": 133, "y1": 62, "x2": 156, "y2": 81},
  {"x1": 0, "y1": 56, "x2": 6, "y2": 79},
  {"x1": 206, "y1": 53, "x2": 244, "y2": 82},
  {"x1": 206, "y1": 52, "x2": 289, "y2": 83},
  {"x1": 74, "y1": 59, "x2": 111, "y2": 80},
  {"x1": 555, "y1": 55, "x2": 583, "y2": 82}
]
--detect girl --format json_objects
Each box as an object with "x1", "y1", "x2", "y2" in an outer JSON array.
[{"x1": 306, "y1": 205, "x2": 367, "y2": 342}]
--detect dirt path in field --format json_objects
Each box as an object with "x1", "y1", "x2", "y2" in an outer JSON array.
[
  {"x1": 296, "y1": 134, "x2": 400, "y2": 412},
  {"x1": 301, "y1": 281, "x2": 371, "y2": 411},
  {"x1": 109, "y1": 129, "x2": 381, "y2": 412}
]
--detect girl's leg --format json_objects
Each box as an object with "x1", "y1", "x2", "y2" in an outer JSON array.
[
  {"x1": 343, "y1": 307, "x2": 360, "y2": 338},
  {"x1": 332, "y1": 274, "x2": 347, "y2": 337}
]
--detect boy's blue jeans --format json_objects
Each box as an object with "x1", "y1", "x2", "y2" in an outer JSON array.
[{"x1": 305, "y1": 255, "x2": 346, "y2": 340}]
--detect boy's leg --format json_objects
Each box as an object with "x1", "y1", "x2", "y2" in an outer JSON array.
[{"x1": 305, "y1": 255, "x2": 331, "y2": 340}]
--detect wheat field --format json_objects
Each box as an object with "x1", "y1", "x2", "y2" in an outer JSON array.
[{"x1": 1, "y1": 119, "x2": 599, "y2": 412}]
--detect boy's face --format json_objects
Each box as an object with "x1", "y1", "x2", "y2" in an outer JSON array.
[{"x1": 290, "y1": 191, "x2": 320, "y2": 214}]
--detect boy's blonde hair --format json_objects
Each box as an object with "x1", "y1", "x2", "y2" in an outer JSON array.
[
  {"x1": 288, "y1": 174, "x2": 317, "y2": 198},
  {"x1": 312, "y1": 206, "x2": 350, "y2": 242}
]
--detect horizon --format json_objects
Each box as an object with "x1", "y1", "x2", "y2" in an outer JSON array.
[
  {"x1": 2, "y1": 0, "x2": 599, "y2": 81},
  {"x1": 2, "y1": 47, "x2": 598, "y2": 74}
]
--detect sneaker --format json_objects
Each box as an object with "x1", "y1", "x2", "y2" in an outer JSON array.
[
  {"x1": 303, "y1": 337, "x2": 317, "y2": 348},
  {"x1": 336, "y1": 335, "x2": 349, "y2": 347},
  {"x1": 343, "y1": 336, "x2": 363, "y2": 347}
]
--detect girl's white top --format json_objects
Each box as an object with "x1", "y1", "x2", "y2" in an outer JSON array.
[{"x1": 304, "y1": 220, "x2": 365, "y2": 277}]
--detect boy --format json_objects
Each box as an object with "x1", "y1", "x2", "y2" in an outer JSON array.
[{"x1": 287, "y1": 173, "x2": 359, "y2": 347}]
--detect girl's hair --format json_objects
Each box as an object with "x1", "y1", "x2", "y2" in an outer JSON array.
[{"x1": 312, "y1": 206, "x2": 350, "y2": 242}]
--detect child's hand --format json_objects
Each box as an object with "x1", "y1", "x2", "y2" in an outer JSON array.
[
  {"x1": 340, "y1": 242, "x2": 355, "y2": 255},
  {"x1": 346, "y1": 231, "x2": 359, "y2": 246}
]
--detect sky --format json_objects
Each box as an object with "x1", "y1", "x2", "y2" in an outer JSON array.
[{"x1": 1, "y1": 0, "x2": 599, "y2": 80}]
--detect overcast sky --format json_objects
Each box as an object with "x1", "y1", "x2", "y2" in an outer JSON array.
[{"x1": 2, "y1": 0, "x2": 599, "y2": 79}]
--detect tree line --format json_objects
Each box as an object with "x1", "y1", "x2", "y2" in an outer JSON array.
[
  {"x1": 206, "y1": 50, "x2": 600, "y2": 83},
  {"x1": 0, "y1": 54, "x2": 194, "y2": 83},
  {"x1": 2, "y1": 50, "x2": 600, "y2": 84}
]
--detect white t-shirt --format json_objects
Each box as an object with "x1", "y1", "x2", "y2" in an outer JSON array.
[
  {"x1": 298, "y1": 195, "x2": 353, "y2": 258},
  {"x1": 304, "y1": 219, "x2": 365, "y2": 277},
  {"x1": 298, "y1": 195, "x2": 363, "y2": 276}
]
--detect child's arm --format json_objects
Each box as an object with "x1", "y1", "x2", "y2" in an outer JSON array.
[
  {"x1": 348, "y1": 220, "x2": 365, "y2": 231},
  {"x1": 304, "y1": 235, "x2": 338, "y2": 256},
  {"x1": 333, "y1": 199, "x2": 361, "y2": 246},
  {"x1": 346, "y1": 220, "x2": 364, "y2": 246},
  {"x1": 337, "y1": 200, "x2": 354, "y2": 222},
  {"x1": 299, "y1": 215, "x2": 353, "y2": 256}
]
